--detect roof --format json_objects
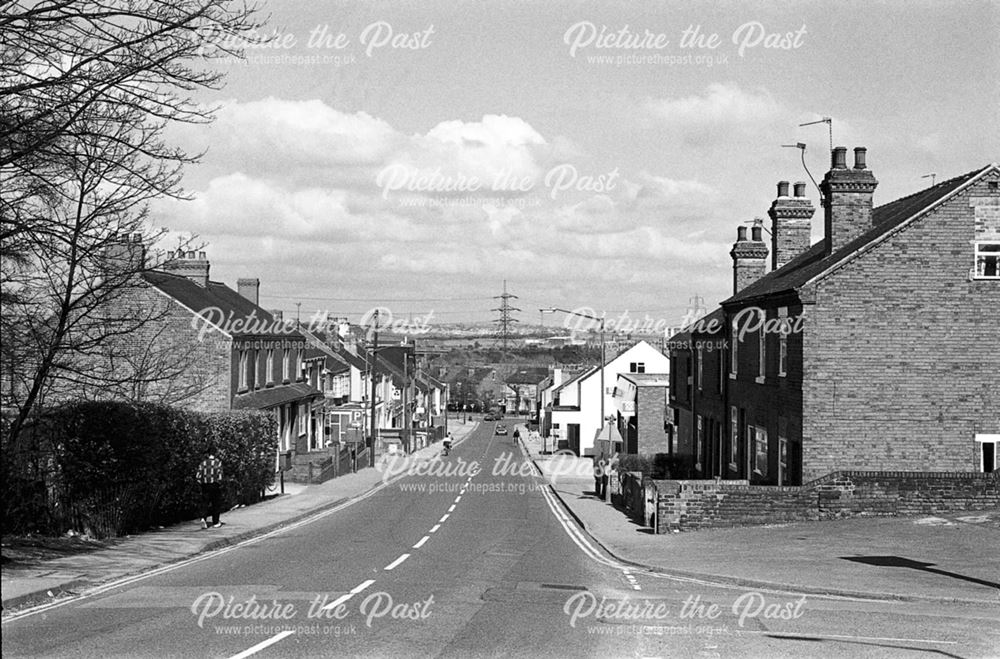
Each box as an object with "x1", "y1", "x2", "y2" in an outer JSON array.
[
  {"x1": 143, "y1": 271, "x2": 295, "y2": 337},
  {"x1": 724, "y1": 165, "x2": 994, "y2": 305},
  {"x1": 232, "y1": 382, "x2": 323, "y2": 410},
  {"x1": 667, "y1": 307, "x2": 726, "y2": 343},
  {"x1": 506, "y1": 367, "x2": 550, "y2": 385},
  {"x1": 618, "y1": 373, "x2": 671, "y2": 387}
]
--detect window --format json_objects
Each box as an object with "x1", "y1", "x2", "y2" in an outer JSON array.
[
  {"x1": 252, "y1": 351, "x2": 260, "y2": 388},
  {"x1": 238, "y1": 350, "x2": 248, "y2": 390},
  {"x1": 976, "y1": 434, "x2": 999, "y2": 473},
  {"x1": 298, "y1": 403, "x2": 308, "y2": 435},
  {"x1": 696, "y1": 346, "x2": 703, "y2": 391},
  {"x1": 730, "y1": 318, "x2": 738, "y2": 377},
  {"x1": 729, "y1": 406, "x2": 739, "y2": 469},
  {"x1": 749, "y1": 425, "x2": 768, "y2": 477},
  {"x1": 266, "y1": 349, "x2": 274, "y2": 384},
  {"x1": 696, "y1": 415, "x2": 703, "y2": 472},
  {"x1": 778, "y1": 417, "x2": 788, "y2": 485},
  {"x1": 295, "y1": 348, "x2": 303, "y2": 378},
  {"x1": 974, "y1": 242, "x2": 1000, "y2": 278},
  {"x1": 282, "y1": 349, "x2": 290, "y2": 381},
  {"x1": 630, "y1": 362, "x2": 645, "y2": 373},
  {"x1": 778, "y1": 307, "x2": 788, "y2": 377},
  {"x1": 757, "y1": 309, "x2": 766, "y2": 382}
]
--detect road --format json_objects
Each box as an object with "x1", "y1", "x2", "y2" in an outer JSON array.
[{"x1": 3, "y1": 421, "x2": 999, "y2": 658}]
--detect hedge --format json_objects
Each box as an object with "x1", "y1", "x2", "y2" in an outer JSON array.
[
  {"x1": 616, "y1": 453, "x2": 682, "y2": 480},
  {"x1": 2, "y1": 400, "x2": 277, "y2": 538}
]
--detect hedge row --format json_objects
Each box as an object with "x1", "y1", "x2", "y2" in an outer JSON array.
[
  {"x1": 3, "y1": 400, "x2": 277, "y2": 538},
  {"x1": 617, "y1": 453, "x2": 684, "y2": 480}
]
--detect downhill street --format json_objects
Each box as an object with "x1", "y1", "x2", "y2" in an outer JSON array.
[{"x1": 3, "y1": 421, "x2": 998, "y2": 658}]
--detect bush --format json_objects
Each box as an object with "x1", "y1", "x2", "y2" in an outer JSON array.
[
  {"x1": 4, "y1": 400, "x2": 276, "y2": 538},
  {"x1": 616, "y1": 453, "x2": 680, "y2": 480}
]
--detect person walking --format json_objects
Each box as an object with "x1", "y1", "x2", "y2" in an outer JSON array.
[{"x1": 197, "y1": 448, "x2": 224, "y2": 529}]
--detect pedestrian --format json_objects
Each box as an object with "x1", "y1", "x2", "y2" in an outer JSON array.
[{"x1": 197, "y1": 447, "x2": 224, "y2": 529}]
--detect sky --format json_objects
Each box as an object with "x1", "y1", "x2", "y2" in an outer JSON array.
[{"x1": 154, "y1": 0, "x2": 1000, "y2": 328}]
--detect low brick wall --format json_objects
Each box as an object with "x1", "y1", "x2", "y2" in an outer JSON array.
[{"x1": 653, "y1": 471, "x2": 999, "y2": 532}]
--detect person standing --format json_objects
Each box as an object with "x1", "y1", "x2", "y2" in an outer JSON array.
[{"x1": 197, "y1": 448, "x2": 224, "y2": 529}]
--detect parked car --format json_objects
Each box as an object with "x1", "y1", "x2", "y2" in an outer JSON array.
[
  {"x1": 495, "y1": 424, "x2": 508, "y2": 435},
  {"x1": 484, "y1": 414, "x2": 495, "y2": 421}
]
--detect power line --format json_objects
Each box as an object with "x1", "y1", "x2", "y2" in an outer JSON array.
[{"x1": 491, "y1": 279, "x2": 520, "y2": 361}]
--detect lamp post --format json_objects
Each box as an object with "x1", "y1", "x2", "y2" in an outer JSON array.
[{"x1": 539, "y1": 307, "x2": 607, "y2": 453}]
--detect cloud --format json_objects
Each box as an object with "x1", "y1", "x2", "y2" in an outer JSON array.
[
  {"x1": 160, "y1": 98, "x2": 734, "y2": 319},
  {"x1": 645, "y1": 83, "x2": 785, "y2": 128}
]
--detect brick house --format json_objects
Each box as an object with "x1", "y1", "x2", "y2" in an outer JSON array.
[
  {"x1": 127, "y1": 248, "x2": 323, "y2": 471},
  {"x1": 669, "y1": 151, "x2": 1000, "y2": 484},
  {"x1": 613, "y1": 372, "x2": 671, "y2": 455}
]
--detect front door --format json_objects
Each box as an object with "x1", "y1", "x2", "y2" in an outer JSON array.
[{"x1": 568, "y1": 423, "x2": 580, "y2": 455}]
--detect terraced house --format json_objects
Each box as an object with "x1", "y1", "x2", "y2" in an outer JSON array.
[{"x1": 669, "y1": 150, "x2": 1000, "y2": 485}]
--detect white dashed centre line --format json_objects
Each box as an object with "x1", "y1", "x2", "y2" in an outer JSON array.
[
  {"x1": 439, "y1": 514, "x2": 450, "y2": 523},
  {"x1": 385, "y1": 553, "x2": 410, "y2": 570},
  {"x1": 429, "y1": 524, "x2": 441, "y2": 533},
  {"x1": 321, "y1": 579, "x2": 375, "y2": 611},
  {"x1": 228, "y1": 630, "x2": 295, "y2": 659},
  {"x1": 413, "y1": 536, "x2": 430, "y2": 549},
  {"x1": 455, "y1": 495, "x2": 462, "y2": 502},
  {"x1": 447, "y1": 504, "x2": 456, "y2": 513}
]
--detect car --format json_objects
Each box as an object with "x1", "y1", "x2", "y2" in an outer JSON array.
[
  {"x1": 484, "y1": 414, "x2": 494, "y2": 421},
  {"x1": 495, "y1": 424, "x2": 508, "y2": 435}
]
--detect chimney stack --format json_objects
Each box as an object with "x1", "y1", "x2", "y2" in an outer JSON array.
[
  {"x1": 103, "y1": 232, "x2": 146, "y2": 274},
  {"x1": 163, "y1": 248, "x2": 210, "y2": 287},
  {"x1": 768, "y1": 179, "x2": 816, "y2": 270},
  {"x1": 821, "y1": 146, "x2": 878, "y2": 253},
  {"x1": 730, "y1": 219, "x2": 769, "y2": 294},
  {"x1": 237, "y1": 278, "x2": 260, "y2": 306}
]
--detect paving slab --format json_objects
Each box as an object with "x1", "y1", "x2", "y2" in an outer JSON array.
[
  {"x1": 517, "y1": 428, "x2": 1000, "y2": 605},
  {"x1": 1, "y1": 422, "x2": 478, "y2": 613}
]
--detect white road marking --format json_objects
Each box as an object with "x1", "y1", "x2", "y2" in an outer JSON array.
[
  {"x1": 448, "y1": 504, "x2": 456, "y2": 513},
  {"x1": 429, "y1": 524, "x2": 441, "y2": 533},
  {"x1": 413, "y1": 536, "x2": 429, "y2": 549},
  {"x1": 321, "y1": 579, "x2": 376, "y2": 611},
  {"x1": 385, "y1": 553, "x2": 410, "y2": 570},
  {"x1": 756, "y1": 631, "x2": 958, "y2": 645},
  {"x1": 439, "y1": 514, "x2": 450, "y2": 523},
  {"x1": 454, "y1": 495, "x2": 462, "y2": 502},
  {"x1": 4, "y1": 474, "x2": 403, "y2": 623},
  {"x1": 350, "y1": 579, "x2": 376, "y2": 594},
  {"x1": 228, "y1": 630, "x2": 295, "y2": 659}
]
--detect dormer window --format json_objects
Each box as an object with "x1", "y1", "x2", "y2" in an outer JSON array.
[{"x1": 974, "y1": 242, "x2": 1000, "y2": 278}]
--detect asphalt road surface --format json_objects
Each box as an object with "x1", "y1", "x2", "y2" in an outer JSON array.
[{"x1": 4, "y1": 421, "x2": 999, "y2": 658}]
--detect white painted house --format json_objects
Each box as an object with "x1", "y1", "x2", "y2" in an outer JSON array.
[{"x1": 549, "y1": 340, "x2": 669, "y2": 456}]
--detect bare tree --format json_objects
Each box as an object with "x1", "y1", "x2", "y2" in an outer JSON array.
[{"x1": 1, "y1": 0, "x2": 264, "y2": 443}]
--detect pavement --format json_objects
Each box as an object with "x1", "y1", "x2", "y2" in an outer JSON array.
[
  {"x1": 517, "y1": 428, "x2": 1000, "y2": 605},
  {"x1": 5, "y1": 416, "x2": 997, "y2": 617},
  {"x1": 1, "y1": 421, "x2": 479, "y2": 613}
]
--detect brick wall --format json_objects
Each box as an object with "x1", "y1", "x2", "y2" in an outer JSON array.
[
  {"x1": 802, "y1": 172, "x2": 1000, "y2": 481},
  {"x1": 653, "y1": 471, "x2": 999, "y2": 532},
  {"x1": 115, "y1": 284, "x2": 232, "y2": 411},
  {"x1": 636, "y1": 387, "x2": 669, "y2": 454}
]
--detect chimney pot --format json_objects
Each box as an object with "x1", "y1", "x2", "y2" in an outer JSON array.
[
  {"x1": 832, "y1": 146, "x2": 848, "y2": 169},
  {"x1": 751, "y1": 225, "x2": 763, "y2": 242},
  {"x1": 737, "y1": 226, "x2": 748, "y2": 241},
  {"x1": 777, "y1": 181, "x2": 790, "y2": 197},
  {"x1": 853, "y1": 147, "x2": 867, "y2": 170},
  {"x1": 793, "y1": 181, "x2": 807, "y2": 197},
  {"x1": 132, "y1": 233, "x2": 142, "y2": 242},
  {"x1": 198, "y1": 251, "x2": 207, "y2": 259},
  {"x1": 119, "y1": 234, "x2": 130, "y2": 243},
  {"x1": 187, "y1": 251, "x2": 196, "y2": 259}
]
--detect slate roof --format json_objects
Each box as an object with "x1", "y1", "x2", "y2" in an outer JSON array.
[
  {"x1": 142, "y1": 271, "x2": 295, "y2": 337},
  {"x1": 618, "y1": 373, "x2": 671, "y2": 387},
  {"x1": 723, "y1": 166, "x2": 992, "y2": 305},
  {"x1": 232, "y1": 382, "x2": 323, "y2": 410}
]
